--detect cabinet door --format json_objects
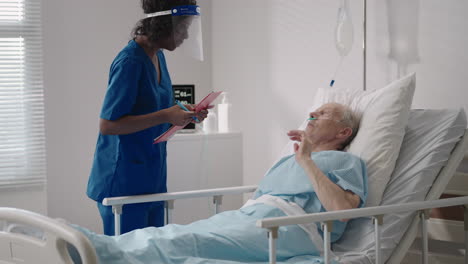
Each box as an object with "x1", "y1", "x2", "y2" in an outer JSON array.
[{"x1": 167, "y1": 133, "x2": 244, "y2": 224}]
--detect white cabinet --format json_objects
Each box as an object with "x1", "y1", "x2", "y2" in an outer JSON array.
[{"x1": 166, "y1": 131, "x2": 244, "y2": 224}]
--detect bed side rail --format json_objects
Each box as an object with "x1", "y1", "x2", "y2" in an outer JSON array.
[
  {"x1": 0, "y1": 207, "x2": 98, "y2": 264},
  {"x1": 257, "y1": 196, "x2": 468, "y2": 264},
  {"x1": 103, "y1": 185, "x2": 258, "y2": 235}
]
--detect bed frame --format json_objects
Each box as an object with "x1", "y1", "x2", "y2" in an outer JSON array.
[{"x1": 1, "y1": 129, "x2": 467, "y2": 264}]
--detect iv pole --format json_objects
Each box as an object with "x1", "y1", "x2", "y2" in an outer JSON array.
[{"x1": 363, "y1": 0, "x2": 367, "y2": 91}]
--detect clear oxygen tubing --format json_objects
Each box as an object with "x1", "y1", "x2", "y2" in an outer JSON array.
[
  {"x1": 329, "y1": 56, "x2": 344, "y2": 87},
  {"x1": 200, "y1": 125, "x2": 210, "y2": 210},
  {"x1": 199, "y1": 108, "x2": 219, "y2": 211},
  {"x1": 199, "y1": 104, "x2": 218, "y2": 201}
]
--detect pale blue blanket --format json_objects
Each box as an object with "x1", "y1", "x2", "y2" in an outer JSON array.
[{"x1": 74, "y1": 203, "x2": 331, "y2": 263}]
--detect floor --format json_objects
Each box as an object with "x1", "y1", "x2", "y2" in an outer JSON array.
[{"x1": 402, "y1": 238, "x2": 466, "y2": 264}]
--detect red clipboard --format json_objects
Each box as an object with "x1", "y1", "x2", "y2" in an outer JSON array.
[{"x1": 153, "y1": 91, "x2": 223, "y2": 144}]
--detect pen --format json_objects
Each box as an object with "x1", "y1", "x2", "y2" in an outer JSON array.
[{"x1": 175, "y1": 100, "x2": 200, "y2": 122}]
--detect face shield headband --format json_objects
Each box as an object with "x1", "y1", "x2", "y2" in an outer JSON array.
[{"x1": 145, "y1": 5, "x2": 204, "y2": 61}]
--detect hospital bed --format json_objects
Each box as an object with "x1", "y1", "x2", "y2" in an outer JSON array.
[{"x1": 0, "y1": 108, "x2": 467, "y2": 264}]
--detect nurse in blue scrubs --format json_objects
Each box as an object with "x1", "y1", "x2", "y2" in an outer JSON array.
[{"x1": 87, "y1": 0, "x2": 206, "y2": 235}]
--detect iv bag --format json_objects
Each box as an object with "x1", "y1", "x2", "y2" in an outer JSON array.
[{"x1": 335, "y1": 0, "x2": 354, "y2": 57}]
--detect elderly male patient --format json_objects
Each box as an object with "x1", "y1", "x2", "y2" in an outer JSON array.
[
  {"x1": 74, "y1": 102, "x2": 367, "y2": 264},
  {"x1": 254, "y1": 102, "x2": 366, "y2": 242}
]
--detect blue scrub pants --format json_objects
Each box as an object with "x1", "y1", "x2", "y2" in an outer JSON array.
[{"x1": 97, "y1": 201, "x2": 165, "y2": 235}]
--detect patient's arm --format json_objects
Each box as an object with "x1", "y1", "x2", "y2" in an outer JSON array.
[
  {"x1": 294, "y1": 140, "x2": 360, "y2": 214},
  {"x1": 300, "y1": 158, "x2": 359, "y2": 210}
]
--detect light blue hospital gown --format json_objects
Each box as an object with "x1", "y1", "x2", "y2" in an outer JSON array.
[
  {"x1": 73, "y1": 151, "x2": 367, "y2": 264},
  {"x1": 255, "y1": 150, "x2": 368, "y2": 242}
]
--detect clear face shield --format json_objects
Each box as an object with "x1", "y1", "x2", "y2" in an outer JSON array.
[{"x1": 146, "y1": 5, "x2": 204, "y2": 61}]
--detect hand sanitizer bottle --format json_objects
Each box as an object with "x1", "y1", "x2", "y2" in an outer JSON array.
[
  {"x1": 218, "y1": 92, "x2": 231, "y2": 133},
  {"x1": 203, "y1": 109, "x2": 218, "y2": 134}
]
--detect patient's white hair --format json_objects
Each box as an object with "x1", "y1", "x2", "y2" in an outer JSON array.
[{"x1": 338, "y1": 105, "x2": 360, "y2": 150}]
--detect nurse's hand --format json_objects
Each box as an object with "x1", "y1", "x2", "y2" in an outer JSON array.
[
  {"x1": 164, "y1": 105, "x2": 197, "y2": 126},
  {"x1": 185, "y1": 104, "x2": 214, "y2": 123}
]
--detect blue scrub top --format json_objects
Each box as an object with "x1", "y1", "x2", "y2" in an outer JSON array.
[
  {"x1": 87, "y1": 40, "x2": 173, "y2": 202},
  {"x1": 254, "y1": 151, "x2": 368, "y2": 242}
]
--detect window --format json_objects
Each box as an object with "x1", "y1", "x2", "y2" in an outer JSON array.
[{"x1": 0, "y1": 0, "x2": 46, "y2": 187}]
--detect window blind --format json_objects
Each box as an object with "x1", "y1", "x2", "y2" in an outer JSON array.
[{"x1": 0, "y1": 0, "x2": 46, "y2": 187}]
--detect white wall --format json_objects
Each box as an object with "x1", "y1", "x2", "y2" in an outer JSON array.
[
  {"x1": 0, "y1": 186, "x2": 47, "y2": 215},
  {"x1": 212, "y1": 0, "x2": 275, "y2": 189},
  {"x1": 366, "y1": 0, "x2": 468, "y2": 110},
  {"x1": 212, "y1": 0, "x2": 468, "y2": 186},
  {"x1": 42, "y1": 0, "x2": 212, "y2": 233}
]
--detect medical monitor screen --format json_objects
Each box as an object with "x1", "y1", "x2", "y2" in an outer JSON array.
[{"x1": 173, "y1": 84, "x2": 195, "y2": 131}]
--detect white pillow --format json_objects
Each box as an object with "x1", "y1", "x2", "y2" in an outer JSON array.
[{"x1": 280, "y1": 73, "x2": 416, "y2": 207}]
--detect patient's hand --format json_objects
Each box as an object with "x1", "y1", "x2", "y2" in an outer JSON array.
[
  {"x1": 293, "y1": 137, "x2": 313, "y2": 167},
  {"x1": 287, "y1": 130, "x2": 304, "y2": 142}
]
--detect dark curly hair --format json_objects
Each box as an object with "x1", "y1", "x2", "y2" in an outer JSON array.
[{"x1": 132, "y1": 0, "x2": 197, "y2": 45}]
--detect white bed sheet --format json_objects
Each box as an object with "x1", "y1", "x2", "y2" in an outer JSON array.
[{"x1": 333, "y1": 108, "x2": 467, "y2": 264}]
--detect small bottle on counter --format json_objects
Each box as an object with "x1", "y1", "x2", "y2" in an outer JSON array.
[
  {"x1": 217, "y1": 92, "x2": 231, "y2": 133},
  {"x1": 203, "y1": 108, "x2": 218, "y2": 133}
]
